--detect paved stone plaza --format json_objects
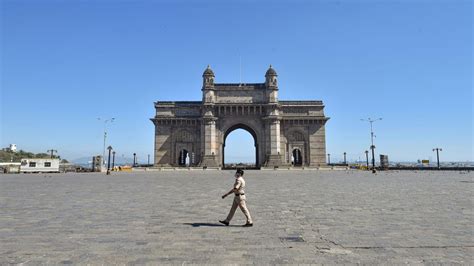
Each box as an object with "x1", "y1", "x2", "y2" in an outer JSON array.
[{"x1": 1, "y1": 170, "x2": 473, "y2": 264}]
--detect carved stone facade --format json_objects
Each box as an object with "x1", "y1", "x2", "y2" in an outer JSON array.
[{"x1": 151, "y1": 65, "x2": 329, "y2": 168}]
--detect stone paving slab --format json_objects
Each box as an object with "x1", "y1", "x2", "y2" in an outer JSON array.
[{"x1": 0, "y1": 170, "x2": 473, "y2": 264}]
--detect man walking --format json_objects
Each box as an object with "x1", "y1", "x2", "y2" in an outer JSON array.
[{"x1": 219, "y1": 169, "x2": 253, "y2": 227}]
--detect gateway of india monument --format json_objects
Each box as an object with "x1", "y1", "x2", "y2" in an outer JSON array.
[{"x1": 151, "y1": 65, "x2": 329, "y2": 168}]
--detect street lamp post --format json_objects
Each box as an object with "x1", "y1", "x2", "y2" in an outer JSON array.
[
  {"x1": 327, "y1": 153, "x2": 331, "y2": 165},
  {"x1": 112, "y1": 151, "x2": 116, "y2": 171},
  {"x1": 98, "y1": 118, "x2": 115, "y2": 167},
  {"x1": 365, "y1": 150, "x2": 369, "y2": 170},
  {"x1": 47, "y1": 149, "x2": 58, "y2": 159},
  {"x1": 432, "y1": 148, "x2": 442, "y2": 170},
  {"x1": 361, "y1": 118, "x2": 382, "y2": 172},
  {"x1": 343, "y1": 152, "x2": 347, "y2": 165},
  {"x1": 148, "y1": 154, "x2": 150, "y2": 165},
  {"x1": 371, "y1": 146, "x2": 376, "y2": 172},
  {"x1": 106, "y1": 146, "x2": 113, "y2": 175}
]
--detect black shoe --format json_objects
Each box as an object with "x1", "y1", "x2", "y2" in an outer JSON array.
[
  {"x1": 219, "y1": 220, "x2": 229, "y2": 226},
  {"x1": 243, "y1": 223, "x2": 253, "y2": 227}
]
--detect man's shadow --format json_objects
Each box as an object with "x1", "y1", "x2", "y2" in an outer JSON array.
[{"x1": 183, "y1": 222, "x2": 242, "y2": 227}]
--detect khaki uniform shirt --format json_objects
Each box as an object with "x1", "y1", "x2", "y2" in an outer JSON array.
[{"x1": 234, "y1": 176, "x2": 245, "y2": 195}]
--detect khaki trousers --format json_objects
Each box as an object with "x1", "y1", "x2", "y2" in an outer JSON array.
[{"x1": 225, "y1": 195, "x2": 252, "y2": 223}]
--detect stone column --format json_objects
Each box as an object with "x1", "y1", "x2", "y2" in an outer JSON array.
[
  {"x1": 265, "y1": 117, "x2": 283, "y2": 167},
  {"x1": 200, "y1": 116, "x2": 219, "y2": 167},
  {"x1": 270, "y1": 119, "x2": 281, "y2": 154},
  {"x1": 154, "y1": 122, "x2": 172, "y2": 166},
  {"x1": 309, "y1": 121, "x2": 328, "y2": 166}
]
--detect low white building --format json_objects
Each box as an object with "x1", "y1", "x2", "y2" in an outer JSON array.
[
  {"x1": 2, "y1": 144, "x2": 17, "y2": 153},
  {"x1": 9, "y1": 144, "x2": 17, "y2": 152},
  {"x1": 20, "y1": 158, "x2": 60, "y2": 173},
  {"x1": 0, "y1": 162, "x2": 21, "y2": 173}
]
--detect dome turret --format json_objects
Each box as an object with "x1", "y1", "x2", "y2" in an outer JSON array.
[
  {"x1": 203, "y1": 65, "x2": 215, "y2": 77},
  {"x1": 265, "y1": 65, "x2": 278, "y2": 103},
  {"x1": 202, "y1": 65, "x2": 216, "y2": 103},
  {"x1": 265, "y1": 65, "x2": 277, "y2": 77}
]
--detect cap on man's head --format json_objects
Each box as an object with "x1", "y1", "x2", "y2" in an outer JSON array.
[{"x1": 236, "y1": 169, "x2": 244, "y2": 176}]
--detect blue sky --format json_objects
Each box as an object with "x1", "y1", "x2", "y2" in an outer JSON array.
[{"x1": 1, "y1": 0, "x2": 472, "y2": 163}]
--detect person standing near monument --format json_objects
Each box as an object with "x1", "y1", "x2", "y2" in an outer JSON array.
[
  {"x1": 219, "y1": 169, "x2": 253, "y2": 227},
  {"x1": 185, "y1": 153, "x2": 190, "y2": 166}
]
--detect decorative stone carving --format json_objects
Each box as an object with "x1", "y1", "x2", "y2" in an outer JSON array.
[
  {"x1": 176, "y1": 130, "x2": 194, "y2": 142},
  {"x1": 288, "y1": 131, "x2": 305, "y2": 142},
  {"x1": 175, "y1": 108, "x2": 200, "y2": 117}
]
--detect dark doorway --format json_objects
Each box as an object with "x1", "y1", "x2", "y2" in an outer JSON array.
[
  {"x1": 178, "y1": 149, "x2": 189, "y2": 166},
  {"x1": 292, "y1": 149, "x2": 302, "y2": 166}
]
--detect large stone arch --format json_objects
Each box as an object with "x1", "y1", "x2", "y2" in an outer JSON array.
[
  {"x1": 220, "y1": 122, "x2": 261, "y2": 168},
  {"x1": 151, "y1": 65, "x2": 329, "y2": 168}
]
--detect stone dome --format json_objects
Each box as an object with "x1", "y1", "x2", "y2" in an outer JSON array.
[
  {"x1": 265, "y1": 65, "x2": 277, "y2": 76},
  {"x1": 203, "y1": 65, "x2": 215, "y2": 76}
]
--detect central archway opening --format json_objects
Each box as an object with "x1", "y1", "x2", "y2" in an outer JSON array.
[{"x1": 223, "y1": 124, "x2": 259, "y2": 169}]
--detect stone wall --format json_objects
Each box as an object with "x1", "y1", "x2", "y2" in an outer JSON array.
[
  {"x1": 153, "y1": 119, "x2": 201, "y2": 166},
  {"x1": 215, "y1": 84, "x2": 266, "y2": 104}
]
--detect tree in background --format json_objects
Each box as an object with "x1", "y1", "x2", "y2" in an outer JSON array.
[{"x1": 0, "y1": 150, "x2": 66, "y2": 162}]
